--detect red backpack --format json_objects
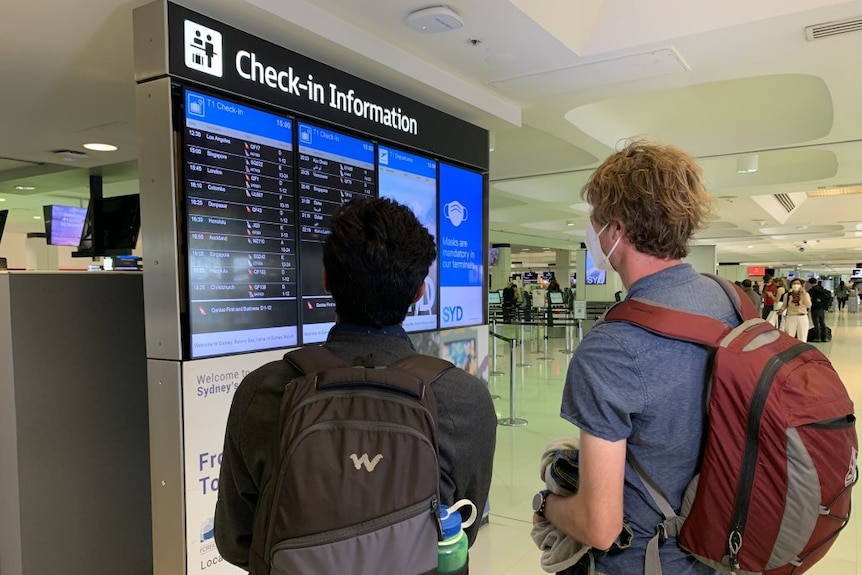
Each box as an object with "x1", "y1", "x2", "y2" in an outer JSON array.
[{"x1": 604, "y1": 278, "x2": 857, "y2": 575}]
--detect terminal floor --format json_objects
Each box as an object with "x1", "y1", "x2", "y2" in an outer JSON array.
[{"x1": 469, "y1": 310, "x2": 862, "y2": 575}]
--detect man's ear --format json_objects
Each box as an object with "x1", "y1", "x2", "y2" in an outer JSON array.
[
  {"x1": 322, "y1": 267, "x2": 330, "y2": 293},
  {"x1": 412, "y1": 281, "x2": 426, "y2": 304}
]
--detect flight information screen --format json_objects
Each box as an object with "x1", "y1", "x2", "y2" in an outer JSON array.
[
  {"x1": 378, "y1": 145, "x2": 438, "y2": 332},
  {"x1": 183, "y1": 89, "x2": 298, "y2": 358},
  {"x1": 296, "y1": 122, "x2": 376, "y2": 343}
]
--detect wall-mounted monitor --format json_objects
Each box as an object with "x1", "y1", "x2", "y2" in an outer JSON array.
[
  {"x1": 75, "y1": 194, "x2": 141, "y2": 257},
  {"x1": 488, "y1": 247, "x2": 499, "y2": 266},
  {"x1": 747, "y1": 266, "x2": 766, "y2": 277},
  {"x1": 378, "y1": 145, "x2": 437, "y2": 333},
  {"x1": 542, "y1": 271, "x2": 555, "y2": 280},
  {"x1": 549, "y1": 291, "x2": 564, "y2": 305},
  {"x1": 439, "y1": 162, "x2": 484, "y2": 329},
  {"x1": 584, "y1": 251, "x2": 607, "y2": 285},
  {"x1": 522, "y1": 271, "x2": 538, "y2": 284},
  {"x1": 488, "y1": 291, "x2": 501, "y2": 305},
  {"x1": 43, "y1": 205, "x2": 88, "y2": 247},
  {"x1": 182, "y1": 88, "x2": 299, "y2": 358}
]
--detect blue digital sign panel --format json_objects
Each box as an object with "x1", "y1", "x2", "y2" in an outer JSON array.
[
  {"x1": 378, "y1": 145, "x2": 438, "y2": 333},
  {"x1": 296, "y1": 121, "x2": 376, "y2": 344},
  {"x1": 438, "y1": 163, "x2": 484, "y2": 328},
  {"x1": 183, "y1": 89, "x2": 298, "y2": 358}
]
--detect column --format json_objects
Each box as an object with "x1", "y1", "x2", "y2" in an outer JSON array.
[
  {"x1": 491, "y1": 243, "x2": 511, "y2": 290},
  {"x1": 555, "y1": 249, "x2": 572, "y2": 288}
]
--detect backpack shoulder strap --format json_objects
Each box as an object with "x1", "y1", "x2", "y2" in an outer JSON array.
[
  {"x1": 387, "y1": 355, "x2": 455, "y2": 386},
  {"x1": 283, "y1": 345, "x2": 348, "y2": 375},
  {"x1": 701, "y1": 273, "x2": 759, "y2": 321},
  {"x1": 603, "y1": 298, "x2": 732, "y2": 348}
]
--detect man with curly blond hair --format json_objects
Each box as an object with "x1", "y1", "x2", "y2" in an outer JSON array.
[{"x1": 535, "y1": 140, "x2": 738, "y2": 574}]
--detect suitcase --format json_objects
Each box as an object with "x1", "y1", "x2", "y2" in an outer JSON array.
[{"x1": 808, "y1": 326, "x2": 832, "y2": 342}]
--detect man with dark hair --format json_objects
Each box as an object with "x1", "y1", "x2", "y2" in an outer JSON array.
[
  {"x1": 535, "y1": 140, "x2": 738, "y2": 574},
  {"x1": 741, "y1": 279, "x2": 762, "y2": 312},
  {"x1": 215, "y1": 197, "x2": 496, "y2": 569},
  {"x1": 807, "y1": 278, "x2": 832, "y2": 342}
]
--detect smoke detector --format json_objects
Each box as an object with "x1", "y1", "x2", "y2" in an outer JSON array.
[{"x1": 405, "y1": 6, "x2": 464, "y2": 33}]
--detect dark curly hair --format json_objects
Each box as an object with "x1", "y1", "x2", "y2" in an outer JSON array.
[
  {"x1": 582, "y1": 138, "x2": 713, "y2": 259},
  {"x1": 323, "y1": 197, "x2": 436, "y2": 327}
]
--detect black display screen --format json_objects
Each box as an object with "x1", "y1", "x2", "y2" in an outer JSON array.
[
  {"x1": 296, "y1": 121, "x2": 376, "y2": 343},
  {"x1": 183, "y1": 89, "x2": 298, "y2": 358}
]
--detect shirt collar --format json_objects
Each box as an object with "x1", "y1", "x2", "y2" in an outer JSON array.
[
  {"x1": 327, "y1": 322, "x2": 414, "y2": 345},
  {"x1": 626, "y1": 263, "x2": 699, "y2": 298}
]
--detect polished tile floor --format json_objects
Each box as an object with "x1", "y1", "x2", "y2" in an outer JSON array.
[{"x1": 470, "y1": 309, "x2": 862, "y2": 575}]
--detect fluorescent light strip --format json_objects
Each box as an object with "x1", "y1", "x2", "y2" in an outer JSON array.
[{"x1": 806, "y1": 186, "x2": 862, "y2": 197}]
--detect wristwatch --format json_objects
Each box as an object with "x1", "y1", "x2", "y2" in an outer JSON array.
[{"x1": 532, "y1": 489, "x2": 552, "y2": 518}]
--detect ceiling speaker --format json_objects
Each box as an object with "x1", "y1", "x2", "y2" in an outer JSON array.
[{"x1": 405, "y1": 6, "x2": 464, "y2": 33}]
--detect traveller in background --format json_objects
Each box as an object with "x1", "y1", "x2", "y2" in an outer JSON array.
[
  {"x1": 752, "y1": 280, "x2": 761, "y2": 295},
  {"x1": 761, "y1": 275, "x2": 778, "y2": 320},
  {"x1": 547, "y1": 277, "x2": 561, "y2": 292},
  {"x1": 215, "y1": 197, "x2": 497, "y2": 568},
  {"x1": 774, "y1": 278, "x2": 788, "y2": 330},
  {"x1": 741, "y1": 279, "x2": 761, "y2": 313},
  {"x1": 536, "y1": 139, "x2": 737, "y2": 574},
  {"x1": 836, "y1": 280, "x2": 849, "y2": 312},
  {"x1": 502, "y1": 281, "x2": 518, "y2": 322},
  {"x1": 780, "y1": 278, "x2": 812, "y2": 342},
  {"x1": 808, "y1": 278, "x2": 832, "y2": 342}
]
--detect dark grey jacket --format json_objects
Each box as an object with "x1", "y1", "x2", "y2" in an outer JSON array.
[{"x1": 214, "y1": 326, "x2": 497, "y2": 569}]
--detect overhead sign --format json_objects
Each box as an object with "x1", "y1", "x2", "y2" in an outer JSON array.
[{"x1": 163, "y1": 3, "x2": 488, "y2": 169}]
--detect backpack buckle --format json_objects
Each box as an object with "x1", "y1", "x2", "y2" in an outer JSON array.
[{"x1": 656, "y1": 523, "x2": 668, "y2": 545}]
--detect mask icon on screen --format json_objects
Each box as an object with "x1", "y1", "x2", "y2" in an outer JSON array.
[{"x1": 444, "y1": 201, "x2": 468, "y2": 227}]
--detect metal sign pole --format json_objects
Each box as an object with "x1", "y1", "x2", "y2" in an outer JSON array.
[
  {"x1": 516, "y1": 323, "x2": 531, "y2": 367},
  {"x1": 498, "y1": 337, "x2": 527, "y2": 427}
]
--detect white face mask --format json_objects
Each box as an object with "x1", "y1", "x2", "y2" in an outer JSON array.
[
  {"x1": 585, "y1": 220, "x2": 622, "y2": 272},
  {"x1": 791, "y1": 284, "x2": 801, "y2": 292}
]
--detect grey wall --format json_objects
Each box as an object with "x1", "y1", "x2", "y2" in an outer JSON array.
[{"x1": 0, "y1": 272, "x2": 152, "y2": 575}]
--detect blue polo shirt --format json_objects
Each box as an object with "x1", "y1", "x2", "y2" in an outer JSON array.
[{"x1": 561, "y1": 264, "x2": 739, "y2": 575}]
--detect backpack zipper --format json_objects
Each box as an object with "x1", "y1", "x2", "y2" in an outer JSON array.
[
  {"x1": 727, "y1": 343, "x2": 813, "y2": 569},
  {"x1": 270, "y1": 496, "x2": 439, "y2": 553},
  {"x1": 285, "y1": 389, "x2": 436, "y2": 434}
]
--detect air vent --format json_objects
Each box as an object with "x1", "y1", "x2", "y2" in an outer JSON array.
[
  {"x1": 805, "y1": 16, "x2": 862, "y2": 41},
  {"x1": 773, "y1": 193, "x2": 796, "y2": 213},
  {"x1": 51, "y1": 149, "x2": 88, "y2": 161}
]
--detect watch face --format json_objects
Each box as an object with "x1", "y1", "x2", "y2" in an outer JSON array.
[{"x1": 532, "y1": 491, "x2": 544, "y2": 513}]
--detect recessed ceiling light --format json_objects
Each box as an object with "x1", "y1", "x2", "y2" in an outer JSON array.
[
  {"x1": 0, "y1": 197, "x2": 6, "y2": 202},
  {"x1": 14, "y1": 185, "x2": 35, "y2": 190},
  {"x1": 33, "y1": 215, "x2": 41, "y2": 220},
  {"x1": 83, "y1": 143, "x2": 118, "y2": 152}
]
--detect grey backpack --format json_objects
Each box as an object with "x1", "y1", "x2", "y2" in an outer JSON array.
[{"x1": 248, "y1": 346, "x2": 453, "y2": 575}]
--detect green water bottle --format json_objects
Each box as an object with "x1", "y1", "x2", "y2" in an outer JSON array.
[{"x1": 437, "y1": 500, "x2": 477, "y2": 574}]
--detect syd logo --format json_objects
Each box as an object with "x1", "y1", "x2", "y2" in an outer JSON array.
[{"x1": 442, "y1": 305, "x2": 464, "y2": 323}]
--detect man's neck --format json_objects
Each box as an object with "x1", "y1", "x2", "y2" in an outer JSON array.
[{"x1": 617, "y1": 249, "x2": 682, "y2": 290}]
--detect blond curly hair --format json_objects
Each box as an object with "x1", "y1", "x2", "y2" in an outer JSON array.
[{"x1": 582, "y1": 138, "x2": 713, "y2": 259}]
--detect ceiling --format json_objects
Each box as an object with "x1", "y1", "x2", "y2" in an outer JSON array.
[{"x1": 3, "y1": 0, "x2": 862, "y2": 272}]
